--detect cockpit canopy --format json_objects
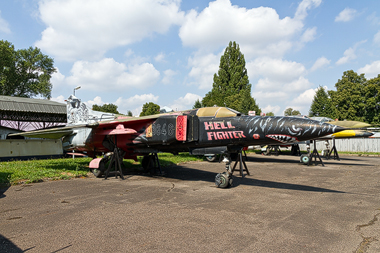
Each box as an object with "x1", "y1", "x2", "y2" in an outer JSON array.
[{"x1": 196, "y1": 107, "x2": 241, "y2": 118}]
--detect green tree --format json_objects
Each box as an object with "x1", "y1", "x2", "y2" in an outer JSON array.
[
  {"x1": 202, "y1": 41, "x2": 261, "y2": 115},
  {"x1": 140, "y1": 102, "x2": 160, "y2": 116},
  {"x1": 92, "y1": 103, "x2": 120, "y2": 114},
  {"x1": 127, "y1": 110, "x2": 133, "y2": 117},
  {"x1": 362, "y1": 74, "x2": 380, "y2": 124},
  {"x1": 329, "y1": 70, "x2": 366, "y2": 121},
  {"x1": 0, "y1": 40, "x2": 55, "y2": 98},
  {"x1": 193, "y1": 99, "x2": 202, "y2": 109},
  {"x1": 284, "y1": 108, "x2": 301, "y2": 116},
  {"x1": 309, "y1": 86, "x2": 335, "y2": 118},
  {"x1": 266, "y1": 112, "x2": 275, "y2": 116}
]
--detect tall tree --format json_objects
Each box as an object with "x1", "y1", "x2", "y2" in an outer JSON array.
[
  {"x1": 329, "y1": 70, "x2": 366, "y2": 121},
  {"x1": 92, "y1": 103, "x2": 120, "y2": 114},
  {"x1": 362, "y1": 74, "x2": 380, "y2": 124},
  {"x1": 0, "y1": 40, "x2": 55, "y2": 98},
  {"x1": 140, "y1": 102, "x2": 160, "y2": 116},
  {"x1": 309, "y1": 86, "x2": 335, "y2": 118},
  {"x1": 202, "y1": 41, "x2": 261, "y2": 115}
]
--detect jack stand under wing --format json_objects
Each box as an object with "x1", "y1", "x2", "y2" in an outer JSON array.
[
  {"x1": 307, "y1": 141, "x2": 325, "y2": 166},
  {"x1": 231, "y1": 151, "x2": 250, "y2": 178},
  {"x1": 142, "y1": 153, "x2": 163, "y2": 176},
  {"x1": 326, "y1": 138, "x2": 340, "y2": 161}
]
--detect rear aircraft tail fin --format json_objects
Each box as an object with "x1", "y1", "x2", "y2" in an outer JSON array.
[{"x1": 66, "y1": 95, "x2": 116, "y2": 125}]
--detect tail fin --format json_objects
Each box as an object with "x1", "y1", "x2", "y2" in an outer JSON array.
[{"x1": 66, "y1": 95, "x2": 116, "y2": 125}]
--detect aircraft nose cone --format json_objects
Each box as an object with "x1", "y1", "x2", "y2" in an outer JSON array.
[
  {"x1": 361, "y1": 131, "x2": 374, "y2": 137},
  {"x1": 331, "y1": 125, "x2": 345, "y2": 133}
]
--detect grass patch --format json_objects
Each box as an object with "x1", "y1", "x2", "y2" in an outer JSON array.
[
  {"x1": 0, "y1": 158, "x2": 92, "y2": 187},
  {"x1": 0, "y1": 153, "x2": 204, "y2": 187}
]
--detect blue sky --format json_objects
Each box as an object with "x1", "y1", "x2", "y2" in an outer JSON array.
[{"x1": 1, "y1": 0, "x2": 380, "y2": 116}]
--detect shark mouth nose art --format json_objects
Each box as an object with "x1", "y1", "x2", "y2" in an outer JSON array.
[{"x1": 266, "y1": 134, "x2": 299, "y2": 143}]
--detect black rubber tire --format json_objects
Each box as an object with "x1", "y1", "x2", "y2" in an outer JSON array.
[
  {"x1": 92, "y1": 160, "x2": 105, "y2": 178},
  {"x1": 215, "y1": 172, "x2": 230, "y2": 188},
  {"x1": 205, "y1": 155, "x2": 217, "y2": 162},
  {"x1": 301, "y1": 154, "x2": 310, "y2": 165}
]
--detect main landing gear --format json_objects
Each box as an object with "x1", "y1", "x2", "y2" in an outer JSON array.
[{"x1": 215, "y1": 151, "x2": 250, "y2": 188}]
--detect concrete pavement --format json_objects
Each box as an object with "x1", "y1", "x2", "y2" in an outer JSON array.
[{"x1": 1, "y1": 154, "x2": 379, "y2": 252}]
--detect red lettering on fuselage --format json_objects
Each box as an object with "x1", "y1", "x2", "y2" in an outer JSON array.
[
  {"x1": 207, "y1": 131, "x2": 247, "y2": 140},
  {"x1": 204, "y1": 121, "x2": 235, "y2": 130},
  {"x1": 204, "y1": 122, "x2": 214, "y2": 130}
]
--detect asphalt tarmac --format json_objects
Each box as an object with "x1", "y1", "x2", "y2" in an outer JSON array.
[{"x1": 1, "y1": 154, "x2": 379, "y2": 252}]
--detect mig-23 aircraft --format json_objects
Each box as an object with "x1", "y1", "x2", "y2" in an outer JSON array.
[{"x1": 12, "y1": 95, "x2": 345, "y2": 188}]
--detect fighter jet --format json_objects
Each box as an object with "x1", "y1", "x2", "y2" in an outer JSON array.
[{"x1": 12, "y1": 95, "x2": 345, "y2": 188}]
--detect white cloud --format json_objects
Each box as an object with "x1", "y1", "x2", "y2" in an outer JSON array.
[
  {"x1": 162, "y1": 69, "x2": 176, "y2": 84},
  {"x1": 300, "y1": 27, "x2": 317, "y2": 44},
  {"x1": 336, "y1": 40, "x2": 366, "y2": 65},
  {"x1": 36, "y1": 0, "x2": 184, "y2": 61},
  {"x1": 288, "y1": 86, "x2": 328, "y2": 115},
  {"x1": 291, "y1": 88, "x2": 317, "y2": 106},
  {"x1": 115, "y1": 93, "x2": 159, "y2": 116},
  {"x1": 247, "y1": 57, "x2": 306, "y2": 84},
  {"x1": 154, "y1": 52, "x2": 166, "y2": 63},
  {"x1": 183, "y1": 0, "x2": 321, "y2": 93},
  {"x1": 358, "y1": 61, "x2": 380, "y2": 79},
  {"x1": 51, "y1": 68, "x2": 65, "y2": 84},
  {"x1": 261, "y1": 105, "x2": 281, "y2": 115},
  {"x1": 294, "y1": 0, "x2": 322, "y2": 20},
  {"x1": 66, "y1": 58, "x2": 160, "y2": 91},
  {"x1": 87, "y1": 96, "x2": 105, "y2": 107},
  {"x1": 310, "y1": 57, "x2": 330, "y2": 71},
  {"x1": 335, "y1": 8, "x2": 357, "y2": 22},
  {"x1": 124, "y1": 49, "x2": 134, "y2": 58},
  {"x1": 170, "y1": 93, "x2": 202, "y2": 111},
  {"x1": 0, "y1": 11, "x2": 10, "y2": 33},
  {"x1": 336, "y1": 48, "x2": 356, "y2": 65},
  {"x1": 179, "y1": 0, "x2": 320, "y2": 58},
  {"x1": 51, "y1": 95, "x2": 66, "y2": 104},
  {"x1": 187, "y1": 52, "x2": 220, "y2": 89},
  {"x1": 246, "y1": 57, "x2": 312, "y2": 116}
]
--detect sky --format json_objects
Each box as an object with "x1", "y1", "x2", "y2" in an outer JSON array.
[{"x1": 1, "y1": 0, "x2": 380, "y2": 116}]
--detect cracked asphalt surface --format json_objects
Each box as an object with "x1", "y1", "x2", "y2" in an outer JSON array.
[{"x1": 1, "y1": 154, "x2": 380, "y2": 252}]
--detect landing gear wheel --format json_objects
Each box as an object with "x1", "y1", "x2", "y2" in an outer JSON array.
[
  {"x1": 205, "y1": 155, "x2": 217, "y2": 162},
  {"x1": 92, "y1": 160, "x2": 106, "y2": 178},
  {"x1": 215, "y1": 172, "x2": 232, "y2": 188},
  {"x1": 300, "y1": 154, "x2": 310, "y2": 165},
  {"x1": 142, "y1": 155, "x2": 150, "y2": 172}
]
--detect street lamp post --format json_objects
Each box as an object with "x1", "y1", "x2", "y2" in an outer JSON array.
[{"x1": 74, "y1": 86, "x2": 81, "y2": 96}]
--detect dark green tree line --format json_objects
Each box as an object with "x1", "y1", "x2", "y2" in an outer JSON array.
[
  {"x1": 92, "y1": 103, "x2": 120, "y2": 114},
  {"x1": 309, "y1": 70, "x2": 380, "y2": 124}
]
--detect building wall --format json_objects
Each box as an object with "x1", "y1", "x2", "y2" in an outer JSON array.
[
  {"x1": 299, "y1": 138, "x2": 380, "y2": 153},
  {"x1": 0, "y1": 139, "x2": 63, "y2": 161}
]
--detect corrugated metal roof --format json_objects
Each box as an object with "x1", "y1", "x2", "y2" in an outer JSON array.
[{"x1": 0, "y1": 96, "x2": 66, "y2": 114}]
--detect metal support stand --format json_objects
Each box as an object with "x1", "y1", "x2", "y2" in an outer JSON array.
[
  {"x1": 291, "y1": 144, "x2": 301, "y2": 156},
  {"x1": 307, "y1": 141, "x2": 324, "y2": 166},
  {"x1": 327, "y1": 138, "x2": 340, "y2": 161},
  {"x1": 149, "y1": 153, "x2": 163, "y2": 175},
  {"x1": 231, "y1": 151, "x2": 250, "y2": 177},
  {"x1": 104, "y1": 137, "x2": 126, "y2": 179}
]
